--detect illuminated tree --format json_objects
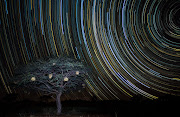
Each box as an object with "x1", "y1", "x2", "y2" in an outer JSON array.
[{"x1": 12, "y1": 57, "x2": 89, "y2": 115}]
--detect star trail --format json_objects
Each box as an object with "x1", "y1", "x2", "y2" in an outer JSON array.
[{"x1": 0, "y1": 0, "x2": 180, "y2": 100}]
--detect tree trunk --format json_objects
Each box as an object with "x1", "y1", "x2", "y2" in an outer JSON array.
[{"x1": 56, "y1": 92, "x2": 62, "y2": 115}]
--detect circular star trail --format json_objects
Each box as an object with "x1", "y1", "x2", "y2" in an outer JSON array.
[{"x1": 0, "y1": 0, "x2": 180, "y2": 100}]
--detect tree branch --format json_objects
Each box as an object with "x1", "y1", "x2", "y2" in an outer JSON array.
[{"x1": 36, "y1": 80, "x2": 51, "y2": 89}]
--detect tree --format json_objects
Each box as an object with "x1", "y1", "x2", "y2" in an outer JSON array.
[{"x1": 11, "y1": 57, "x2": 89, "y2": 115}]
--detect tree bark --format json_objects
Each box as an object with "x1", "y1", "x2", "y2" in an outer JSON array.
[{"x1": 56, "y1": 92, "x2": 62, "y2": 115}]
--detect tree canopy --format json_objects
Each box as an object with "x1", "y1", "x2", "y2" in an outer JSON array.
[{"x1": 12, "y1": 57, "x2": 89, "y2": 95}]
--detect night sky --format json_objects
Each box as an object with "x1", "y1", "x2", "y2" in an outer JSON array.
[{"x1": 0, "y1": 0, "x2": 180, "y2": 101}]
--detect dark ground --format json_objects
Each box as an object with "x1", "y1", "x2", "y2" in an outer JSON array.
[{"x1": 0, "y1": 94, "x2": 180, "y2": 117}]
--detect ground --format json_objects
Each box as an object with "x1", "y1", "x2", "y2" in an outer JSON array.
[{"x1": 0, "y1": 96, "x2": 180, "y2": 117}]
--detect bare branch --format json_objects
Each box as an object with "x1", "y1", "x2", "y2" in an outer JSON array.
[
  {"x1": 36, "y1": 80, "x2": 51, "y2": 89},
  {"x1": 51, "y1": 95, "x2": 56, "y2": 100}
]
